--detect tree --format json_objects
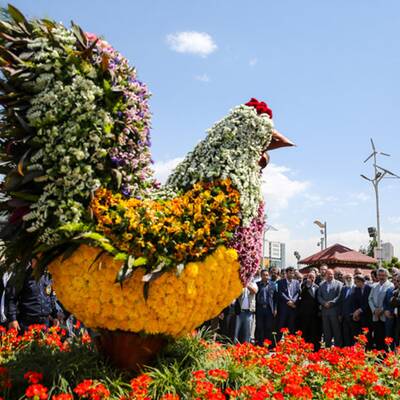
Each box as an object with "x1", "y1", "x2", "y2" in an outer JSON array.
[
  {"x1": 360, "y1": 238, "x2": 377, "y2": 257},
  {"x1": 382, "y1": 257, "x2": 400, "y2": 273}
]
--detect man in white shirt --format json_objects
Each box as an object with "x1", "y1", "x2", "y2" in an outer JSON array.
[
  {"x1": 234, "y1": 282, "x2": 258, "y2": 343},
  {"x1": 368, "y1": 268, "x2": 394, "y2": 350}
]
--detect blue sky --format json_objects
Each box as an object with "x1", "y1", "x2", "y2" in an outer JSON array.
[{"x1": 9, "y1": 0, "x2": 400, "y2": 263}]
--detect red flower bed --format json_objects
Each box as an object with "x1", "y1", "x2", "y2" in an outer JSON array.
[{"x1": 1, "y1": 325, "x2": 400, "y2": 399}]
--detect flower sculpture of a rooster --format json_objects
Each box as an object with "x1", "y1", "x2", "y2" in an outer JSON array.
[{"x1": 0, "y1": 6, "x2": 293, "y2": 369}]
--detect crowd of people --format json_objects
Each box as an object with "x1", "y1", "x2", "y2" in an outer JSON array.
[
  {"x1": 2, "y1": 259, "x2": 400, "y2": 352},
  {"x1": 219, "y1": 265, "x2": 400, "y2": 351}
]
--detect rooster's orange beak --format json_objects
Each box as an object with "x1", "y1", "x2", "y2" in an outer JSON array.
[{"x1": 266, "y1": 130, "x2": 295, "y2": 151}]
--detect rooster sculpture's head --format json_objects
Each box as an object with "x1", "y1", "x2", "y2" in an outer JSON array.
[
  {"x1": 166, "y1": 98, "x2": 294, "y2": 226},
  {"x1": 245, "y1": 98, "x2": 294, "y2": 169}
]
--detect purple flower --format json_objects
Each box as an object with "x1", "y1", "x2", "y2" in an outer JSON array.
[
  {"x1": 229, "y1": 202, "x2": 265, "y2": 286},
  {"x1": 121, "y1": 185, "x2": 131, "y2": 197}
]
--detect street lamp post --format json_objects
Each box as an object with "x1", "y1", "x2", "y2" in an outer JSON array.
[
  {"x1": 314, "y1": 220, "x2": 327, "y2": 249},
  {"x1": 361, "y1": 139, "x2": 400, "y2": 267}
]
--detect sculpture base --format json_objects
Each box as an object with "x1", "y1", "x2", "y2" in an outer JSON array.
[{"x1": 95, "y1": 330, "x2": 169, "y2": 372}]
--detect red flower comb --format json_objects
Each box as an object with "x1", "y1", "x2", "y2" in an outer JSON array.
[{"x1": 245, "y1": 98, "x2": 273, "y2": 119}]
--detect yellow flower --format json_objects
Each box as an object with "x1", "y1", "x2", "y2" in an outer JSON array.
[{"x1": 49, "y1": 244, "x2": 242, "y2": 337}]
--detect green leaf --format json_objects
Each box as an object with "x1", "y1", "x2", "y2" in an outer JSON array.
[
  {"x1": 58, "y1": 222, "x2": 88, "y2": 232},
  {"x1": 133, "y1": 256, "x2": 147, "y2": 267},
  {"x1": 114, "y1": 252, "x2": 128, "y2": 261},
  {"x1": 89, "y1": 249, "x2": 106, "y2": 269},
  {"x1": 143, "y1": 282, "x2": 149, "y2": 301},
  {"x1": 7, "y1": 5, "x2": 30, "y2": 27},
  {"x1": 80, "y1": 231, "x2": 108, "y2": 242},
  {"x1": 9, "y1": 191, "x2": 38, "y2": 202},
  {"x1": 0, "y1": 45, "x2": 24, "y2": 65},
  {"x1": 0, "y1": 56, "x2": 9, "y2": 66},
  {"x1": 61, "y1": 243, "x2": 81, "y2": 261},
  {"x1": 17, "y1": 148, "x2": 30, "y2": 176},
  {"x1": 14, "y1": 112, "x2": 33, "y2": 134},
  {"x1": 142, "y1": 263, "x2": 165, "y2": 283},
  {"x1": 4, "y1": 171, "x2": 23, "y2": 191},
  {"x1": 71, "y1": 21, "x2": 87, "y2": 49}
]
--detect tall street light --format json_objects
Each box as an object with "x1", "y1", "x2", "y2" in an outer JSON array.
[
  {"x1": 314, "y1": 220, "x2": 327, "y2": 250},
  {"x1": 361, "y1": 138, "x2": 400, "y2": 267}
]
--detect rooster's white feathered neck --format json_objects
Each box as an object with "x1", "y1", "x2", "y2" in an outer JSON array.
[{"x1": 165, "y1": 105, "x2": 274, "y2": 226}]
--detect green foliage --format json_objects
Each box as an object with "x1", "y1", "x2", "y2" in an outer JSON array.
[
  {"x1": 3, "y1": 339, "x2": 130, "y2": 399},
  {"x1": 382, "y1": 256, "x2": 400, "y2": 273}
]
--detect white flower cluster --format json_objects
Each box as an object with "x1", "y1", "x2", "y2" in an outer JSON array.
[
  {"x1": 165, "y1": 106, "x2": 273, "y2": 226},
  {"x1": 22, "y1": 28, "x2": 113, "y2": 245}
]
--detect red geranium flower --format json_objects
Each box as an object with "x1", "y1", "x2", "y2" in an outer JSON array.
[
  {"x1": 348, "y1": 384, "x2": 367, "y2": 397},
  {"x1": 24, "y1": 371, "x2": 43, "y2": 384},
  {"x1": 25, "y1": 384, "x2": 48, "y2": 400},
  {"x1": 207, "y1": 369, "x2": 229, "y2": 380},
  {"x1": 384, "y1": 337, "x2": 393, "y2": 345},
  {"x1": 373, "y1": 385, "x2": 391, "y2": 397},
  {"x1": 74, "y1": 380, "x2": 110, "y2": 400},
  {"x1": 160, "y1": 394, "x2": 180, "y2": 400},
  {"x1": 52, "y1": 394, "x2": 73, "y2": 400}
]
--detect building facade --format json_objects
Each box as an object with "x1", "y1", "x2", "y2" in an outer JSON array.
[
  {"x1": 263, "y1": 239, "x2": 286, "y2": 269},
  {"x1": 381, "y1": 242, "x2": 394, "y2": 262}
]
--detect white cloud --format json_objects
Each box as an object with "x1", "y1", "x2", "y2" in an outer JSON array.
[
  {"x1": 249, "y1": 57, "x2": 258, "y2": 67},
  {"x1": 195, "y1": 73, "x2": 210, "y2": 82},
  {"x1": 166, "y1": 31, "x2": 217, "y2": 57},
  {"x1": 262, "y1": 164, "x2": 309, "y2": 217},
  {"x1": 153, "y1": 157, "x2": 183, "y2": 184}
]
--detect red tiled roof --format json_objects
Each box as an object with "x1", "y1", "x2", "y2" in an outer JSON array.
[
  {"x1": 299, "y1": 265, "x2": 372, "y2": 276},
  {"x1": 299, "y1": 243, "x2": 377, "y2": 266}
]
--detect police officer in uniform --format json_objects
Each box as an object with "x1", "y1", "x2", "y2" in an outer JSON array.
[{"x1": 6, "y1": 260, "x2": 59, "y2": 333}]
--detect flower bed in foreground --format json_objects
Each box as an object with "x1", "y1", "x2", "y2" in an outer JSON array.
[{"x1": 0, "y1": 326, "x2": 399, "y2": 399}]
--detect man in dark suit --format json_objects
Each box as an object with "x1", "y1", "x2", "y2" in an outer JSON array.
[
  {"x1": 277, "y1": 266, "x2": 300, "y2": 338},
  {"x1": 298, "y1": 271, "x2": 321, "y2": 350},
  {"x1": 317, "y1": 269, "x2": 343, "y2": 347},
  {"x1": 339, "y1": 273, "x2": 355, "y2": 346},
  {"x1": 315, "y1": 264, "x2": 328, "y2": 285},
  {"x1": 351, "y1": 274, "x2": 372, "y2": 348},
  {"x1": 255, "y1": 269, "x2": 278, "y2": 346},
  {"x1": 6, "y1": 261, "x2": 59, "y2": 333}
]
